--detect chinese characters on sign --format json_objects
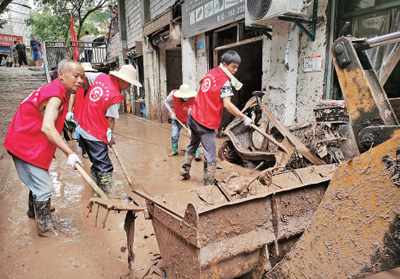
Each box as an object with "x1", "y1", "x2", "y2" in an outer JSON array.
[
  {"x1": 304, "y1": 55, "x2": 322, "y2": 72},
  {"x1": 182, "y1": 0, "x2": 245, "y2": 37},
  {"x1": 0, "y1": 34, "x2": 23, "y2": 46}
]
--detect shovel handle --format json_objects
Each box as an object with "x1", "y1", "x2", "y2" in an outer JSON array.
[
  {"x1": 251, "y1": 124, "x2": 289, "y2": 153},
  {"x1": 175, "y1": 118, "x2": 191, "y2": 134},
  {"x1": 75, "y1": 163, "x2": 109, "y2": 199}
]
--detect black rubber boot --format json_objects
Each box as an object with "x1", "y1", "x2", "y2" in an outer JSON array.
[
  {"x1": 204, "y1": 162, "x2": 217, "y2": 186},
  {"x1": 27, "y1": 191, "x2": 55, "y2": 219},
  {"x1": 27, "y1": 191, "x2": 35, "y2": 218},
  {"x1": 179, "y1": 152, "x2": 195, "y2": 180},
  {"x1": 98, "y1": 172, "x2": 114, "y2": 198},
  {"x1": 33, "y1": 197, "x2": 57, "y2": 237}
]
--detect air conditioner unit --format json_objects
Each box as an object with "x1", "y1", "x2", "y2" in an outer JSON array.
[{"x1": 245, "y1": 0, "x2": 309, "y2": 27}]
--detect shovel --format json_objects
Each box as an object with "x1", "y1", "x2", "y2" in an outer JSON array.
[{"x1": 74, "y1": 162, "x2": 142, "y2": 270}]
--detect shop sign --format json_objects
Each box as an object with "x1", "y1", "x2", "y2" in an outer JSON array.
[
  {"x1": 0, "y1": 34, "x2": 23, "y2": 46},
  {"x1": 182, "y1": 0, "x2": 245, "y2": 37},
  {"x1": 304, "y1": 55, "x2": 322, "y2": 72}
]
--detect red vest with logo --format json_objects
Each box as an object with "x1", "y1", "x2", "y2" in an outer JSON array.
[
  {"x1": 173, "y1": 91, "x2": 195, "y2": 123},
  {"x1": 4, "y1": 78, "x2": 70, "y2": 170},
  {"x1": 190, "y1": 67, "x2": 230, "y2": 129},
  {"x1": 76, "y1": 74, "x2": 124, "y2": 143}
]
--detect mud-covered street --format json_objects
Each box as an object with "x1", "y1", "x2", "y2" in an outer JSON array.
[
  {"x1": 1, "y1": 68, "x2": 400, "y2": 279},
  {"x1": 0, "y1": 67, "x2": 247, "y2": 278}
]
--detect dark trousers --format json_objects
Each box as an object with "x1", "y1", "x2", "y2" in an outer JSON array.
[
  {"x1": 85, "y1": 49, "x2": 93, "y2": 62},
  {"x1": 18, "y1": 52, "x2": 27, "y2": 65},
  {"x1": 79, "y1": 137, "x2": 113, "y2": 174},
  {"x1": 186, "y1": 114, "x2": 217, "y2": 163}
]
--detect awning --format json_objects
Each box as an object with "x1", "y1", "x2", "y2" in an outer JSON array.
[{"x1": 0, "y1": 46, "x2": 10, "y2": 53}]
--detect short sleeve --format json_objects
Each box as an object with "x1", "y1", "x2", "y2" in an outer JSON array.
[
  {"x1": 106, "y1": 103, "x2": 121, "y2": 119},
  {"x1": 220, "y1": 80, "x2": 234, "y2": 99}
]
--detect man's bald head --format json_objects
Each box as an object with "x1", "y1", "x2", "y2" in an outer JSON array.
[{"x1": 58, "y1": 59, "x2": 85, "y2": 94}]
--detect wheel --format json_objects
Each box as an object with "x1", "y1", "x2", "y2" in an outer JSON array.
[{"x1": 218, "y1": 140, "x2": 242, "y2": 163}]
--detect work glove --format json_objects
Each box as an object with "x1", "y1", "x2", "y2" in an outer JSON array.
[
  {"x1": 243, "y1": 116, "x2": 254, "y2": 127},
  {"x1": 107, "y1": 128, "x2": 113, "y2": 143},
  {"x1": 67, "y1": 153, "x2": 82, "y2": 169},
  {"x1": 65, "y1": 112, "x2": 75, "y2": 121},
  {"x1": 170, "y1": 112, "x2": 176, "y2": 120}
]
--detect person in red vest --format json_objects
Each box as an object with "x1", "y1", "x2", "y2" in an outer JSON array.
[
  {"x1": 179, "y1": 50, "x2": 254, "y2": 185},
  {"x1": 75, "y1": 64, "x2": 142, "y2": 197},
  {"x1": 164, "y1": 83, "x2": 200, "y2": 159},
  {"x1": 4, "y1": 59, "x2": 85, "y2": 237}
]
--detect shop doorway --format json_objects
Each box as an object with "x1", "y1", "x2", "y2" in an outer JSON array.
[
  {"x1": 165, "y1": 49, "x2": 183, "y2": 122},
  {"x1": 166, "y1": 50, "x2": 182, "y2": 93},
  {"x1": 214, "y1": 37, "x2": 263, "y2": 131}
]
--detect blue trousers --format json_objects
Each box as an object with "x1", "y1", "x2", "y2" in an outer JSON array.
[{"x1": 171, "y1": 118, "x2": 189, "y2": 143}]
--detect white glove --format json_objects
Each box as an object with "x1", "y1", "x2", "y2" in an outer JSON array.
[
  {"x1": 67, "y1": 153, "x2": 82, "y2": 169},
  {"x1": 243, "y1": 116, "x2": 254, "y2": 127},
  {"x1": 107, "y1": 128, "x2": 113, "y2": 143},
  {"x1": 170, "y1": 112, "x2": 176, "y2": 120},
  {"x1": 65, "y1": 112, "x2": 75, "y2": 121}
]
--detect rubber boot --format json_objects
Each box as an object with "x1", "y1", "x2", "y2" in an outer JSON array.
[
  {"x1": 195, "y1": 148, "x2": 201, "y2": 161},
  {"x1": 179, "y1": 152, "x2": 195, "y2": 180},
  {"x1": 98, "y1": 172, "x2": 114, "y2": 198},
  {"x1": 169, "y1": 142, "x2": 178, "y2": 157},
  {"x1": 204, "y1": 162, "x2": 217, "y2": 186},
  {"x1": 33, "y1": 197, "x2": 57, "y2": 237},
  {"x1": 27, "y1": 191, "x2": 35, "y2": 218},
  {"x1": 90, "y1": 166, "x2": 99, "y2": 185},
  {"x1": 27, "y1": 191, "x2": 55, "y2": 218}
]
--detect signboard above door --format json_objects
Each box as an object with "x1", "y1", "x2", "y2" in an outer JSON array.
[{"x1": 182, "y1": 0, "x2": 245, "y2": 37}]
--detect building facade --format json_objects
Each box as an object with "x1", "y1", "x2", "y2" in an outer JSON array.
[
  {"x1": 0, "y1": 0, "x2": 32, "y2": 56},
  {"x1": 115, "y1": 0, "x2": 400, "y2": 127}
]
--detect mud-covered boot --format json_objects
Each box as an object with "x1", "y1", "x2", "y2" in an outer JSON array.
[
  {"x1": 169, "y1": 142, "x2": 178, "y2": 157},
  {"x1": 90, "y1": 166, "x2": 100, "y2": 196},
  {"x1": 90, "y1": 166, "x2": 99, "y2": 185},
  {"x1": 27, "y1": 191, "x2": 55, "y2": 218},
  {"x1": 27, "y1": 191, "x2": 35, "y2": 218},
  {"x1": 204, "y1": 162, "x2": 217, "y2": 186},
  {"x1": 179, "y1": 152, "x2": 195, "y2": 180},
  {"x1": 98, "y1": 172, "x2": 114, "y2": 198},
  {"x1": 33, "y1": 197, "x2": 57, "y2": 237}
]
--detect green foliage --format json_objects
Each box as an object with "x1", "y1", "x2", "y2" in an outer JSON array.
[
  {"x1": 26, "y1": 8, "x2": 70, "y2": 42},
  {"x1": 27, "y1": 0, "x2": 112, "y2": 43}
]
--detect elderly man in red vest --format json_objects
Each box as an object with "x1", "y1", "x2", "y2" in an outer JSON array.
[
  {"x1": 180, "y1": 50, "x2": 253, "y2": 185},
  {"x1": 75, "y1": 65, "x2": 141, "y2": 197},
  {"x1": 4, "y1": 59, "x2": 85, "y2": 237},
  {"x1": 164, "y1": 83, "x2": 200, "y2": 159}
]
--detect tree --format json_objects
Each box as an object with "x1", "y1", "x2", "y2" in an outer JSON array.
[
  {"x1": 0, "y1": 0, "x2": 13, "y2": 15},
  {"x1": 0, "y1": 0, "x2": 13, "y2": 28},
  {"x1": 27, "y1": 0, "x2": 112, "y2": 43},
  {"x1": 36, "y1": 0, "x2": 111, "y2": 39}
]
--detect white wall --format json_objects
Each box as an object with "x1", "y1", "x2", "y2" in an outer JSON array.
[
  {"x1": 295, "y1": 0, "x2": 330, "y2": 124},
  {"x1": 0, "y1": 0, "x2": 32, "y2": 45},
  {"x1": 261, "y1": 0, "x2": 330, "y2": 125},
  {"x1": 262, "y1": 20, "x2": 300, "y2": 126}
]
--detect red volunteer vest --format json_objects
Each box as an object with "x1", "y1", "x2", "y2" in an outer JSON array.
[
  {"x1": 76, "y1": 74, "x2": 124, "y2": 143},
  {"x1": 190, "y1": 67, "x2": 230, "y2": 129},
  {"x1": 4, "y1": 78, "x2": 70, "y2": 170},
  {"x1": 173, "y1": 91, "x2": 195, "y2": 123},
  {"x1": 73, "y1": 86, "x2": 85, "y2": 120}
]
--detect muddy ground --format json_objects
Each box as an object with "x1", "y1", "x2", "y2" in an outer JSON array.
[{"x1": 0, "y1": 68, "x2": 398, "y2": 278}]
